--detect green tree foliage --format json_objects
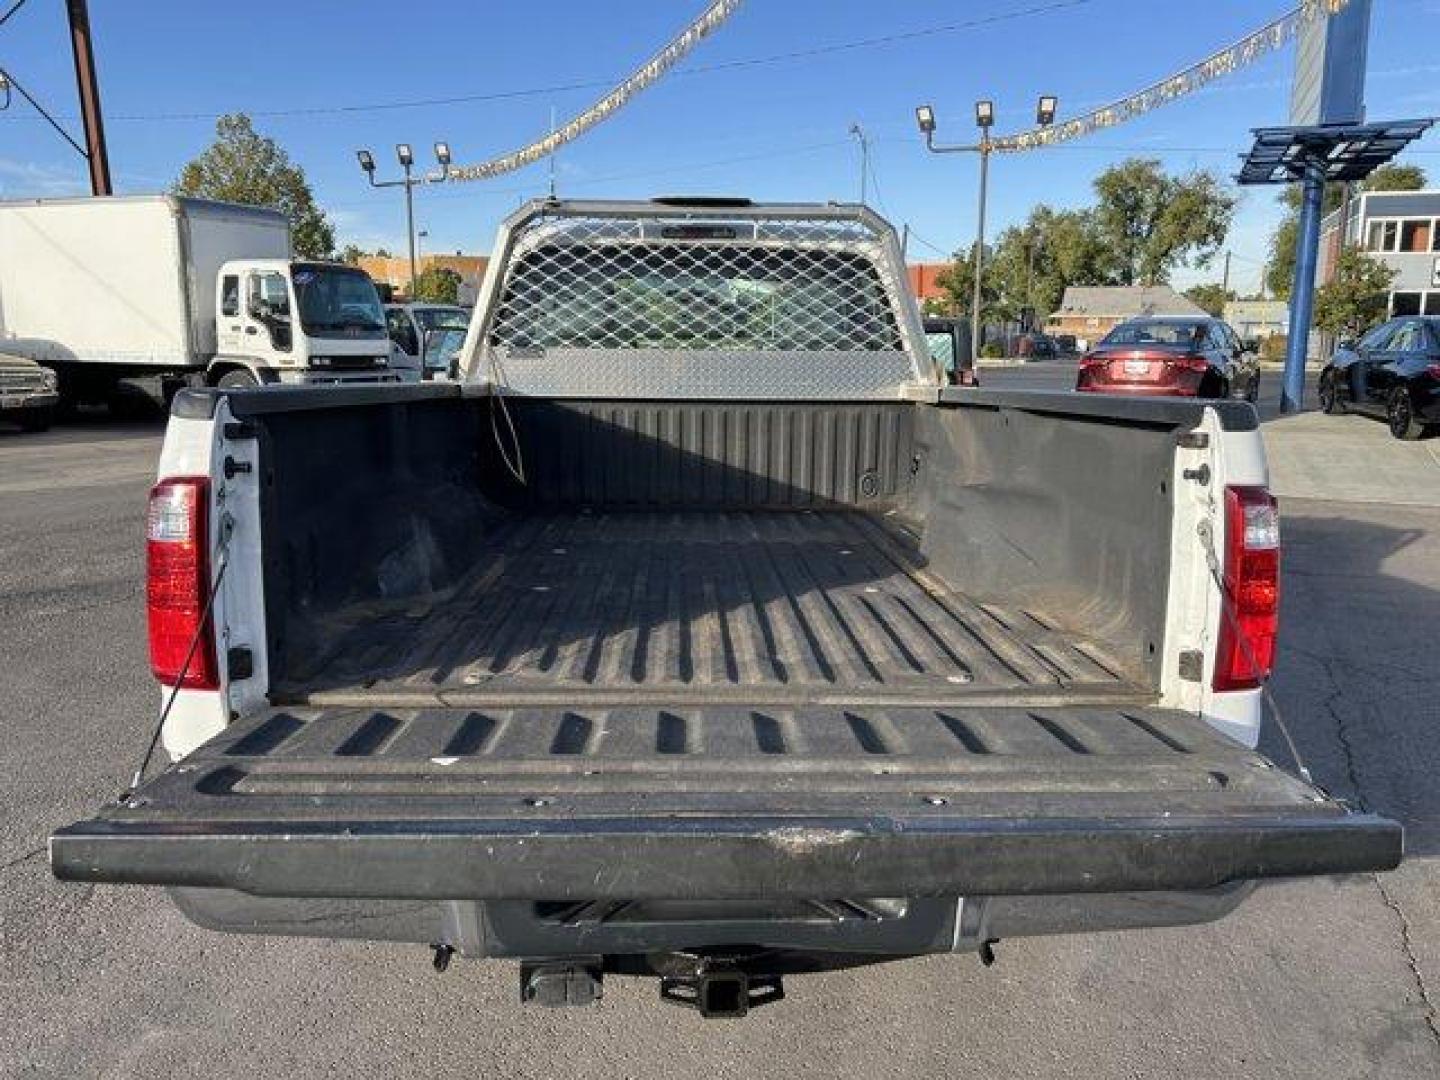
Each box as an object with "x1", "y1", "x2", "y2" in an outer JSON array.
[
  {"x1": 1090, "y1": 159, "x2": 1236, "y2": 286},
  {"x1": 931, "y1": 160, "x2": 1234, "y2": 325},
  {"x1": 1265, "y1": 215, "x2": 1300, "y2": 301},
  {"x1": 1364, "y1": 163, "x2": 1427, "y2": 193},
  {"x1": 1313, "y1": 248, "x2": 1397, "y2": 338},
  {"x1": 1183, "y1": 283, "x2": 1235, "y2": 317},
  {"x1": 339, "y1": 244, "x2": 368, "y2": 265},
  {"x1": 174, "y1": 113, "x2": 335, "y2": 259},
  {"x1": 413, "y1": 265, "x2": 462, "y2": 304},
  {"x1": 1266, "y1": 163, "x2": 1425, "y2": 300},
  {"x1": 984, "y1": 208, "x2": 1109, "y2": 325}
]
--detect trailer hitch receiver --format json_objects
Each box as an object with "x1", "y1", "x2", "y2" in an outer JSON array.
[{"x1": 659, "y1": 968, "x2": 784, "y2": 1018}]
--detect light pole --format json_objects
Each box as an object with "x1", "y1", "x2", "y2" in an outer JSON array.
[
  {"x1": 917, "y1": 95, "x2": 1056, "y2": 360},
  {"x1": 355, "y1": 141, "x2": 452, "y2": 299}
]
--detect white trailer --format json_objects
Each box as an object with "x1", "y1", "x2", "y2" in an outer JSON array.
[{"x1": 0, "y1": 195, "x2": 401, "y2": 405}]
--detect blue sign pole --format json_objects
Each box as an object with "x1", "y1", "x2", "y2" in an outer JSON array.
[{"x1": 1281, "y1": 159, "x2": 1326, "y2": 414}]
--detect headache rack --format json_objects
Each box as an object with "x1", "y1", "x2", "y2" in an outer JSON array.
[{"x1": 459, "y1": 199, "x2": 937, "y2": 399}]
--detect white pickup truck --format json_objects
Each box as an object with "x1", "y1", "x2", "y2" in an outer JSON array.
[{"x1": 52, "y1": 198, "x2": 1398, "y2": 1018}]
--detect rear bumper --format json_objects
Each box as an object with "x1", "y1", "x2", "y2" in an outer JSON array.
[
  {"x1": 0, "y1": 388, "x2": 59, "y2": 412},
  {"x1": 1075, "y1": 383, "x2": 1199, "y2": 397},
  {"x1": 167, "y1": 882, "x2": 1256, "y2": 958}
]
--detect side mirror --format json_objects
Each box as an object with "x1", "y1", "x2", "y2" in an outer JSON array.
[{"x1": 1337, "y1": 338, "x2": 1356, "y2": 352}]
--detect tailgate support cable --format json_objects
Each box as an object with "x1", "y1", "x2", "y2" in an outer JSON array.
[
  {"x1": 1198, "y1": 519, "x2": 1314, "y2": 786},
  {"x1": 119, "y1": 511, "x2": 235, "y2": 804}
]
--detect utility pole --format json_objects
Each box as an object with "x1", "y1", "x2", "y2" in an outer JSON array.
[
  {"x1": 849, "y1": 123, "x2": 869, "y2": 205},
  {"x1": 64, "y1": 0, "x2": 111, "y2": 195},
  {"x1": 1222, "y1": 250, "x2": 1232, "y2": 298},
  {"x1": 548, "y1": 106, "x2": 558, "y2": 198}
]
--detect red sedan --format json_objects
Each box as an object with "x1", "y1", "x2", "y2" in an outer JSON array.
[{"x1": 1076, "y1": 317, "x2": 1260, "y2": 401}]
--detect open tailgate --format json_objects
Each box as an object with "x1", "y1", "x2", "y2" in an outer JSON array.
[{"x1": 51, "y1": 705, "x2": 1400, "y2": 900}]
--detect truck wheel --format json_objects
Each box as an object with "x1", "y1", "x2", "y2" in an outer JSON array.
[
  {"x1": 216, "y1": 369, "x2": 260, "y2": 390},
  {"x1": 1387, "y1": 389, "x2": 1426, "y2": 441},
  {"x1": 1318, "y1": 370, "x2": 1346, "y2": 415},
  {"x1": 18, "y1": 407, "x2": 53, "y2": 433}
]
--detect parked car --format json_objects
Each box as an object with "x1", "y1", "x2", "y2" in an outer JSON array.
[
  {"x1": 385, "y1": 302, "x2": 470, "y2": 380},
  {"x1": 1319, "y1": 316, "x2": 1440, "y2": 440},
  {"x1": 52, "y1": 198, "x2": 1397, "y2": 1018},
  {"x1": 1053, "y1": 333, "x2": 1079, "y2": 356},
  {"x1": 0, "y1": 352, "x2": 60, "y2": 431},
  {"x1": 1017, "y1": 332, "x2": 1057, "y2": 359},
  {"x1": 1076, "y1": 317, "x2": 1260, "y2": 400}
]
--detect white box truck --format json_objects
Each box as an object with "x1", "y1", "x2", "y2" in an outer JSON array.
[{"x1": 0, "y1": 195, "x2": 401, "y2": 407}]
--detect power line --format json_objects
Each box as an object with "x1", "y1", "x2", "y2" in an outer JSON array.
[
  {"x1": 0, "y1": 0, "x2": 30, "y2": 31},
  {"x1": 0, "y1": 0, "x2": 1098, "y2": 125}
]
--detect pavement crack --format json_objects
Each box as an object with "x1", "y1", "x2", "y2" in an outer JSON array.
[
  {"x1": 1302, "y1": 650, "x2": 1440, "y2": 1053},
  {"x1": 1371, "y1": 874, "x2": 1440, "y2": 1053},
  {"x1": 0, "y1": 845, "x2": 45, "y2": 874}
]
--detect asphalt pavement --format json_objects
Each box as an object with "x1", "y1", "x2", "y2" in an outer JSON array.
[{"x1": 3, "y1": 385, "x2": 1439, "y2": 1079}]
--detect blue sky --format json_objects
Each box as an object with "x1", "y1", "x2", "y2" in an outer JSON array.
[{"x1": 2, "y1": 0, "x2": 1438, "y2": 295}]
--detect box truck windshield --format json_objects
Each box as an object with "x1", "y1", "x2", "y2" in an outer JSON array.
[{"x1": 293, "y1": 265, "x2": 386, "y2": 336}]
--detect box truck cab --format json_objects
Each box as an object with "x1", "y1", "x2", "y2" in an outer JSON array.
[{"x1": 212, "y1": 259, "x2": 393, "y2": 388}]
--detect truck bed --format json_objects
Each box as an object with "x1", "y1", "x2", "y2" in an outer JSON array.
[{"x1": 279, "y1": 510, "x2": 1137, "y2": 708}]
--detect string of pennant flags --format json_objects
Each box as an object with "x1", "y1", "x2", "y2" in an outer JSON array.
[
  {"x1": 445, "y1": 0, "x2": 1354, "y2": 181},
  {"x1": 446, "y1": 0, "x2": 744, "y2": 182},
  {"x1": 990, "y1": 0, "x2": 1354, "y2": 153}
]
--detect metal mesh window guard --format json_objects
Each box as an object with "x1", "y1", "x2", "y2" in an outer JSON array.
[
  {"x1": 473, "y1": 206, "x2": 929, "y2": 399},
  {"x1": 491, "y1": 241, "x2": 903, "y2": 353}
]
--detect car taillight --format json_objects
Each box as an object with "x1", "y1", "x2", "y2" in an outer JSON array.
[
  {"x1": 146, "y1": 477, "x2": 219, "y2": 690},
  {"x1": 1176, "y1": 355, "x2": 1211, "y2": 373},
  {"x1": 1080, "y1": 353, "x2": 1105, "y2": 368},
  {"x1": 1426, "y1": 363, "x2": 1440, "y2": 380},
  {"x1": 1213, "y1": 486, "x2": 1279, "y2": 692}
]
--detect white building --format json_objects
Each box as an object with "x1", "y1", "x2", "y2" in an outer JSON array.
[{"x1": 1320, "y1": 189, "x2": 1440, "y2": 316}]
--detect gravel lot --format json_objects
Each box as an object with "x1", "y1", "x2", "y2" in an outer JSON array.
[{"x1": 3, "y1": 389, "x2": 1437, "y2": 1079}]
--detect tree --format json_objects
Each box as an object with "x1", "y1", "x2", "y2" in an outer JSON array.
[
  {"x1": 1364, "y1": 163, "x2": 1427, "y2": 193},
  {"x1": 1265, "y1": 215, "x2": 1300, "y2": 301},
  {"x1": 1265, "y1": 163, "x2": 1425, "y2": 300},
  {"x1": 1090, "y1": 159, "x2": 1236, "y2": 286},
  {"x1": 1184, "y1": 283, "x2": 1235, "y2": 317},
  {"x1": 1313, "y1": 248, "x2": 1396, "y2": 338},
  {"x1": 413, "y1": 264, "x2": 462, "y2": 304},
  {"x1": 339, "y1": 244, "x2": 369, "y2": 265},
  {"x1": 174, "y1": 113, "x2": 335, "y2": 259},
  {"x1": 935, "y1": 206, "x2": 1112, "y2": 328},
  {"x1": 935, "y1": 241, "x2": 998, "y2": 321}
]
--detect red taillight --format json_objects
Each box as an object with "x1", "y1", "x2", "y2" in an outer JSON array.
[
  {"x1": 1175, "y1": 355, "x2": 1210, "y2": 373},
  {"x1": 1213, "y1": 486, "x2": 1279, "y2": 692},
  {"x1": 1426, "y1": 363, "x2": 1440, "y2": 380},
  {"x1": 1079, "y1": 353, "x2": 1105, "y2": 368},
  {"x1": 146, "y1": 477, "x2": 219, "y2": 690}
]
